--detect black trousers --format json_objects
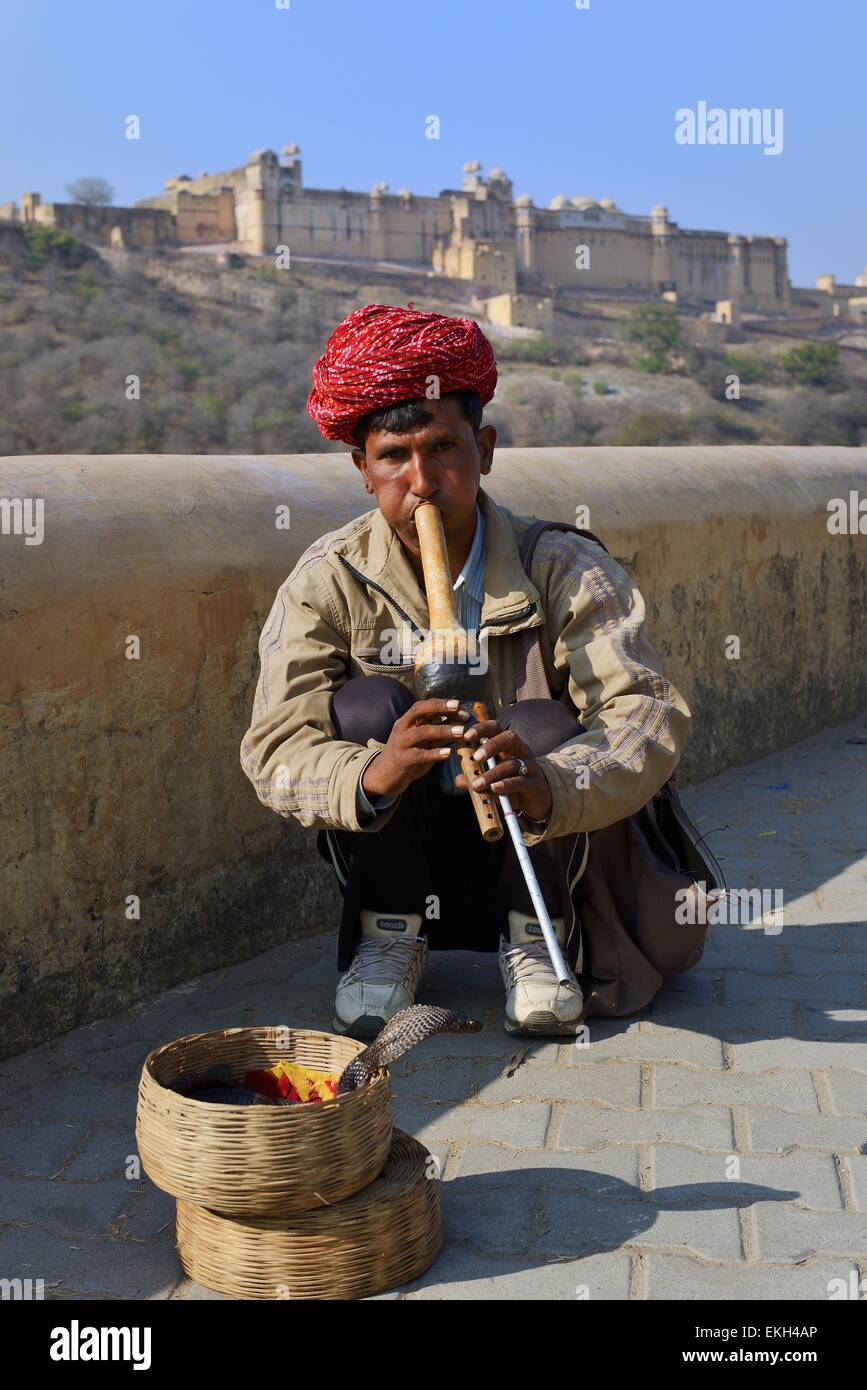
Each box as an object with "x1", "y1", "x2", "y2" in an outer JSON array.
[{"x1": 316, "y1": 676, "x2": 586, "y2": 971}]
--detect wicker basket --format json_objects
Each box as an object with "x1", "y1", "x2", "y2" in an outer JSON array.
[
  {"x1": 175, "y1": 1129, "x2": 442, "y2": 1300},
  {"x1": 136, "y1": 1026, "x2": 391, "y2": 1217}
]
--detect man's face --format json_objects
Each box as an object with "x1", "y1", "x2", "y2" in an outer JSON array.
[{"x1": 351, "y1": 395, "x2": 496, "y2": 547}]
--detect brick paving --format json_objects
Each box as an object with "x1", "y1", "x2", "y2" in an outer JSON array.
[{"x1": 0, "y1": 717, "x2": 864, "y2": 1301}]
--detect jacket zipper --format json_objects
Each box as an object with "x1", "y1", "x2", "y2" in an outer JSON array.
[
  {"x1": 479, "y1": 600, "x2": 537, "y2": 633},
  {"x1": 337, "y1": 554, "x2": 537, "y2": 637},
  {"x1": 337, "y1": 554, "x2": 426, "y2": 640}
]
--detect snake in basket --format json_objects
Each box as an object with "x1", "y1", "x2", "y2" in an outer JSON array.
[{"x1": 167, "y1": 1006, "x2": 482, "y2": 1104}]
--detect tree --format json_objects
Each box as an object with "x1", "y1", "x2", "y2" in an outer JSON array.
[
  {"x1": 779, "y1": 342, "x2": 839, "y2": 387},
  {"x1": 626, "y1": 302, "x2": 681, "y2": 354},
  {"x1": 625, "y1": 301, "x2": 681, "y2": 374},
  {"x1": 65, "y1": 177, "x2": 114, "y2": 207},
  {"x1": 21, "y1": 224, "x2": 88, "y2": 268}
]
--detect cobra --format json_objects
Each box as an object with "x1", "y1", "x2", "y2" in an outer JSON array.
[{"x1": 335, "y1": 1005, "x2": 482, "y2": 1094}]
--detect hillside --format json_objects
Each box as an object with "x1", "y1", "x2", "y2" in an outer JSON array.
[{"x1": 1, "y1": 224, "x2": 866, "y2": 457}]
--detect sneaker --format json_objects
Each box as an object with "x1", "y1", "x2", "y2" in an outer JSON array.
[
  {"x1": 334, "y1": 911, "x2": 428, "y2": 1038},
  {"x1": 499, "y1": 910, "x2": 584, "y2": 1036}
]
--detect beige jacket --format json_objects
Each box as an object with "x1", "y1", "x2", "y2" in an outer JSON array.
[{"x1": 240, "y1": 488, "x2": 690, "y2": 846}]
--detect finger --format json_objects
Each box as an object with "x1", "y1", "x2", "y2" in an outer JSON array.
[
  {"x1": 411, "y1": 722, "x2": 472, "y2": 745},
  {"x1": 469, "y1": 731, "x2": 530, "y2": 766},
  {"x1": 453, "y1": 767, "x2": 516, "y2": 792},
  {"x1": 488, "y1": 773, "x2": 535, "y2": 795},
  {"x1": 410, "y1": 745, "x2": 460, "y2": 764},
  {"x1": 405, "y1": 699, "x2": 472, "y2": 724},
  {"x1": 468, "y1": 758, "x2": 535, "y2": 792},
  {"x1": 465, "y1": 763, "x2": 511, "y2": 793},
  {"x1": 461, "y1": 719, "x2": 502, "y2": 744}
]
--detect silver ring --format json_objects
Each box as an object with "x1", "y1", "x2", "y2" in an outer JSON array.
[{"x1": 515, "y1": 756, "x2": 530, "y2": 777}]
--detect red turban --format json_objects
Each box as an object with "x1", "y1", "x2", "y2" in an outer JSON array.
[{"x1": 306, "y1": 302, "x2": 498, "y2": 446}]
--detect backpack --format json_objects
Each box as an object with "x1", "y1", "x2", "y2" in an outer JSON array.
[{"x1": 513, "y1": 519, "x2": 726, "y2": 1017}]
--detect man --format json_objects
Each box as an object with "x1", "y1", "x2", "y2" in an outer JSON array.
[{"x1": 241, "y1": 303, "x2": 690, "y2": 1038}]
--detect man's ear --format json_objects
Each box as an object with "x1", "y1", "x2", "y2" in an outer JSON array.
[
  {"x1": 351, "y1": 449, "x2": 374, "y2": 493},
  {"x1": 478, "y1": 424, "x2": 496, "y2": 476}
]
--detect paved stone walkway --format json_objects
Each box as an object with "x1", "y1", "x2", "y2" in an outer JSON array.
[{"x1": 1, "y1": 718, "x2": 865, "y2": 1301}]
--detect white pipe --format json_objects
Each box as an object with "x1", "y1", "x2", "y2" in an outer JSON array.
[{"x1": 484, "y1": 754, "x2": 573, "y2": 985}]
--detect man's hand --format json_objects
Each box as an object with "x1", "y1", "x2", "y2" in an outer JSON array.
[
  {"x1": 457, "y1": 719, "x2": 553, "y2": 824},
  {"x1": 361, "y1": 698, "x2": 471, "y2": 798}
]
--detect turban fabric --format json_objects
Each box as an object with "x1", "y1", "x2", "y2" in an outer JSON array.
[{"x1": 306, "y1": 302, "x2": 498, "y2": 446}]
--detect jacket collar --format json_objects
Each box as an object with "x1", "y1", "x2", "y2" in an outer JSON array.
[{"x1": 346, "y1": 487, "x2": 543, "y2": 638}]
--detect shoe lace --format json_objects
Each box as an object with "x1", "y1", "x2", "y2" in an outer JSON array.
[
  {"x1": 502, "y1": 940, "x2": 575, "y2": 987},
  {"x1": 345, "y1": 936, "x2": 425, "y2": 986}
]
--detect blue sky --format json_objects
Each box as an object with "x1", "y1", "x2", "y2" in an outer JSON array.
[{"x1": 2, "y1": 0, "x2": 865, "y2": 287}]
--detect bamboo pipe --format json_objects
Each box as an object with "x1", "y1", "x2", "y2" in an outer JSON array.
[{"x1": 412, "y1": 503, "x2": 504, "y2": 842}]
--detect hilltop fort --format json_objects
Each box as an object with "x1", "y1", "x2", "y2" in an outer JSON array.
[{"x1": 2, "y1": 144, "x2": 791, "y2": 313}]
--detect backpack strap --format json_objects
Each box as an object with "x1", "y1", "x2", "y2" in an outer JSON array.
[{"x1": 514, "y1": 521, "x2": 610, "y2": 703}]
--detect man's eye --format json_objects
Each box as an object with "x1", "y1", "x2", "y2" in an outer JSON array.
[{"x1": 435, "y1": 441, "x2": 454, "y2": 451}]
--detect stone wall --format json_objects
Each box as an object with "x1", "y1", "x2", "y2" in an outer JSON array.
[
  {"x1": 28, "y1": 199, "x2": 175, "y2": 248},
  {"x1": 1, "y1": 448, "x2": 864, "y2": 1058}
]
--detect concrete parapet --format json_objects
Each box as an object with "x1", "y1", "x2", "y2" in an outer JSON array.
[{"x1": 1, "y1": 448, "x2": 864, "y2": 1055}]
